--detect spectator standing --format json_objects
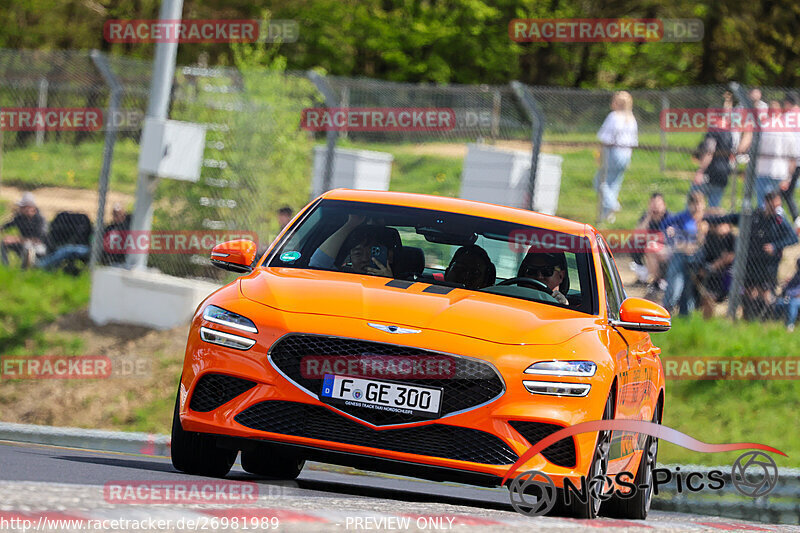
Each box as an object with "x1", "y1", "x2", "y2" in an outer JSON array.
[
  {"x1": 692, "y1": 109, "x2": 734, "y2": 209},
  {"x1": 754, "y1": 101, "x2": 799, "y2": 208},
  {"x1": 661, "y1": 191, "x2": 707, "y2": 315},
  {"x1": 706, "y1": 190, "x2": 798, "y2": 320},
  {"x1": 253, "y1": 206, "x2": 295, "y2": 266},
  {"x1": 750, "y1": 88, "x2": 767, "y2": 110},
  {"x1": 1, "y1": 192, "x2": 47, "y2": 268},
  {"x1": 736, "y1": 88, "x2": 768, "y2": 157},
  {"x1": 277, "y1": 206, "x2": 293, "y2": 231},
  {"x1": 781, "y1": 93, "x2": 800, "y2": 222},
  {"x1": 594, "y1": 91, "x2": 638, "y2": 223}
]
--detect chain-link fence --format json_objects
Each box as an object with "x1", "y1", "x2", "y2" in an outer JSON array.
[{"x1": 2, "y1": 48, "x2": 799, "y2": 322}]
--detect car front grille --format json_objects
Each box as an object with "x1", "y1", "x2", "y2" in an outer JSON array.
[
  {"x1": 234, "y1": 400, "x2": 519, "y2": 465},
  {"x1": 268, "y1": 334, "x2": 504, "y2": 425},
  {"x1": 509, "y1": 420, "x2": 577, "y2": 468},
  {"x1": 189, "y1": 373, "x2": 257, "y2": 412}
]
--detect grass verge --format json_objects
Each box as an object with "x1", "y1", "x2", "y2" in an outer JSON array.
[
  {"x1": 658, "y1": 315, "x2": 800, "y2": 467},
  {"x1": 0, "y1": 266, "x2": 90, "y2": 355}
]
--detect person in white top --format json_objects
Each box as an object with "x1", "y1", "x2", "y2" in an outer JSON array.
[
  {"x1": 781, "y1": 93, "x2": 800, "y2": 221},
  {"x1": 594, "y1": 91, "x2": 638, "y2": 223},
  {"x1": 755, "y1": 100, "x2": 799, "y2": 209}
]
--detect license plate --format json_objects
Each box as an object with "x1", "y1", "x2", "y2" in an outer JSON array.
[{"x1": 320, "y1": 374, "x2": 442, "y2": 418}]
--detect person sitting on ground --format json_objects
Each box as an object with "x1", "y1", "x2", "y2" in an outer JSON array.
[
  {"x1": 444, "y1": 244, "x2": 495, "y2": 290},
  {"x1": 101, "y1": 203, "x2": 131, "y2": 266},
  {"x1": 517, "y1": 251, "x2": 570, "y2": 305},
  {"x1": 632, "y1": 192, "x2": 669, "y2": 290},
  {"x1": 775, "y1": 257, "x2": 800, "y2": 332},
  {"x1": 37, "y1": 204, "x2": 131, "y2": 272},
  {"x1": 705, "y1": 190, "x2": 798, "y2": 320},
  {"x1": 688, "y1": 221, "x2": 735, "y2": 319},
  {"x1": 309, "y1": 215, "x2": 398, "y2": 277},
  {"x1": 660, "y1": 191, "x2": 707, "y2": 315},
  {"x1": 1, "y1": 192, "x2": 47, "y2": 268}
]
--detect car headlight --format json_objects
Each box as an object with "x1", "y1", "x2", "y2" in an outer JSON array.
[
  {"x1": 200, "y1": 327, "x2": 256, "y2": 350},
  {"x1": 524, "y1": 360, "x2": 596, "y2": 377},
  {"x1": 202, "y1": 305, "x2": 258, "y2": 333},
  {"x1": 523, "y1": 380, "x2": 591, "y2": 397}
]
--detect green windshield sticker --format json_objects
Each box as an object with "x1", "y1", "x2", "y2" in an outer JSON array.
[{"x1": 280, "y1": 251, "x2": 301, "y2": 262}]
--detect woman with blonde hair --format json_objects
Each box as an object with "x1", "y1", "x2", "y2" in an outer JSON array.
[{"x1": 594, "y1": 91, "x2": 638, "y2": 223}]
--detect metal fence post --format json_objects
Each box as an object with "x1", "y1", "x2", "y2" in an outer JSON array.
[
  {"x1": 35, "y1": 77, "x2": 48, "y2": 146},
  {"x1": 307, "y1": 71, "x2": 339, "y2": 197},
  {"x1": 510, "y1": 81, "x2": 544, "y2": 211},
  {"x1": 127, "y1": 0, "x2": 184, "y2": 270},
  {"x1": 727, "y1": 82, "x2": 759, "y2": 320},
  {"x1": 89, "y1": 50, "x2": 123, "y2": 272},
  {"x1": 660, "y1": 94, "x2": 669, "y2": 172}
]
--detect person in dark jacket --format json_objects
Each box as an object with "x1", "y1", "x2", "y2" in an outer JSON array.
[
  {"x1": 706, "y1": 190, "x2": 799, "y2": 320},
  {"x1": 689, "y1": 221, "x2": 735, "y2": 318},
  {"x1": 692, "y1": 111, "x2": 735, "y2": 209},
  {"x1": 1, "y1": 192, "x2": 47, "y2": 268}
]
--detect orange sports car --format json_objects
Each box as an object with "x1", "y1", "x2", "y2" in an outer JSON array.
[{"x1": 172, "y1": 189, "x2": 670, "y2": 519}]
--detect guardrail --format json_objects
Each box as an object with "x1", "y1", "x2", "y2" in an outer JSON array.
[{"x1": 652, "y1": 463, "x2": 800, "y2": 525}]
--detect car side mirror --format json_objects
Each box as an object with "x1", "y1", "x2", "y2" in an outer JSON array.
[
  {"x1": 612, "y1": 297, "x2": 671, "y2": 332},
  {"x1": 210, "y1": 240, "x2": 256, "y2": 273}
]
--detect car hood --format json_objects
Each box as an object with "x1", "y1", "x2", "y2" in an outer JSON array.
[{"x1": 240, "y1": 268, "x2": 597, "y2": 346}]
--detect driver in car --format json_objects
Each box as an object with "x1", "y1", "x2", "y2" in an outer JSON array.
[
  {"x1": 444, "y1": 244, "x2": 495, "y2": 289},
  {"x1": 517, "y1": 251, "x2": 570, "y2": 305},
  {"x1": 310, "y1": 214, "x2": 398, "y2": 277}
]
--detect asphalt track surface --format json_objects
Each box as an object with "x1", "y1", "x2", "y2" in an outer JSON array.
[{"x1": 0, "y1": 441, "x2": 796, "y2": 532}]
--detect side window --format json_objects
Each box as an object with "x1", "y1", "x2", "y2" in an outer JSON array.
[{"x1": 597, "y1": 236, "x2": 624, "y2": 319}]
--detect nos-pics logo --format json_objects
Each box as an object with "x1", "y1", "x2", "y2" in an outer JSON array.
[{"x1": 504, "y1": 420, "x2": 783, "y2": 517}]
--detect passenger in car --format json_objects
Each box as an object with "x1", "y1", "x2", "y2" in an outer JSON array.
[
  {"x1": 444, "y1": 245, "x2": 496, "y2": 289},
  {"x1": 518, "y1": 251, "x2": 570, "y2": 305},
  {"x1": 310, "y1": 215, "x2": 399, "y2": 277}
]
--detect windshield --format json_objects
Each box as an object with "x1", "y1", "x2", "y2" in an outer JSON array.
[{"x1": 268, "y1": 200, "x2": 596, "y2": 314}]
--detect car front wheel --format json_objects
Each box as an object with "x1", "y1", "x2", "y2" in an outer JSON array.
[
  {"x1": 171, "y1": 387, "x2": 237, "y2": 478},
  {"x1": 603, "y1": 408, "x2": 661, "y2": 519},
  {"x1": 557, "y1": 392, "x2": 614, "y2": 519}
]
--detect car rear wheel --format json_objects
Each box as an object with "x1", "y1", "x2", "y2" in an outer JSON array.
[
  {"x1": 558, "y1": 392, "x2": 614, "y2": 519},
  {"x1": 241, "y1": 448, "x2": 305, "y2": 479},
  {"x1": 603, "y1": 408, "x2": 660, "y2": 519},
  {"x1": 171, "y1": 388, "x2": 237, "y2": 478}
]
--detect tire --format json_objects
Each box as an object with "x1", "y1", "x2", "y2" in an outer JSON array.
[
  {"x1": 603, "y1": 409, "x2": 660, "y2": 519},
  {"x1": 558, "y1": 392, "x2": 614, "y2": 519},
  {"x1": 171, "y1": 388, "x2": 237, "y2": 478},
  {"x1": 241, "y1": 448, "x2": 305, "y2": 480}
]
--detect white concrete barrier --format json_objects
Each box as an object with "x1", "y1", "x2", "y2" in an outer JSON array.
[{"x1": 89, "y1": 267, "x2": 220, "y2": 330}]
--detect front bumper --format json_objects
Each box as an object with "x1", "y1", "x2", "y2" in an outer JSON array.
[{"x1": 179, "y1": 303, "x2": 611, "y2": 487}]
